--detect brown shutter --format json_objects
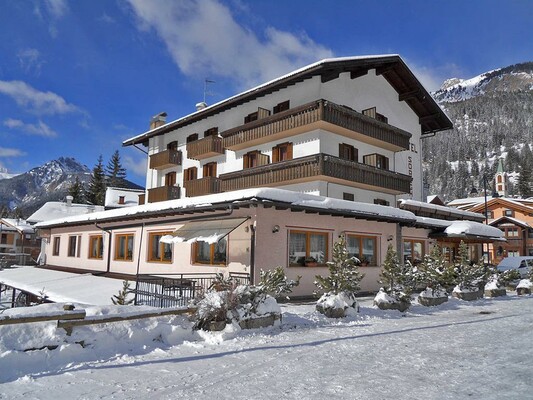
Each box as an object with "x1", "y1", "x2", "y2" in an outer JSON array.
[
  {"x1": 287, "y1": 143, "x2": 293, "y2": 160},
  {"x1": 243, "y1": 153, "x2": 249, "y2": 169},
  {"x1": 272, "y1": 146, "x2": 279, "y2": 163}
]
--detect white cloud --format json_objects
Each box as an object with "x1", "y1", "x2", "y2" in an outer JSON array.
[
  {"x1": 0, "y1": 147, "x2": 26, "y2": 157},
  {"x1": 123, "y1": 155, "x2": 147, "y2": 177},
  {"x1": 17, "y1": 48, "x2": 45, "y2": 75},
  {"x1": 126, "y1": 0, "x2": 333, "y2": 88},
  {"x1": 0, "y1": 80, "x2": 79, "y2": 115},
  {"x1": 3, "y1": 118, "x2": 58, "y2": 138},
  {"x1": 44, "y1": 0, "x2": 69, "y2": 19},
  {"x1": 406, "y1": 60, "x2": 465, "y2": 93}
]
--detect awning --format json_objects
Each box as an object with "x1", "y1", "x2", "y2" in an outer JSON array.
[{"x1": 160, "y1": 217, "x2": 249, "y2": 244}]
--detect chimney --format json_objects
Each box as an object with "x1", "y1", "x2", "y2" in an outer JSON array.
[
  {"x1": 150, "y1": 112, "x2": 167, "y2": 130},
  {"x1": 65, "y1": 195, "x2": 73, "y2": 207},
  {"x1": 195, "y1": 102, "x2": 207, "y2": 111}
]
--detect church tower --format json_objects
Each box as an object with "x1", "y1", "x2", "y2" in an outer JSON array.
[{"x1": 495, "y1": 158, "x2": 507, "y2": 197}]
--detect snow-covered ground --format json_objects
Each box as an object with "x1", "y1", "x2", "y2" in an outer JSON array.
[{"x1": 1, "y1": 295, "x2": 532, "y2": 399}]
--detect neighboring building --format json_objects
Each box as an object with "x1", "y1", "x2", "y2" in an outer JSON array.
[
  {"x1": 35, "y1": 55, "x2": 503, "y2": 297},
  {"x1": 26, "y1": 196, "x2": 105, "y2": 225},
  {"x1": 0, "y1": 218, "x2": 40, "y2": 265},
  {"x1": 104, "y1": 187, "x2": 145, "y2": 209}
]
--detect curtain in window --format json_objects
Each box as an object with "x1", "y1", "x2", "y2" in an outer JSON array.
[
  {"x1": 309, "y1": 233, "x2": 326, "y2": 263},
  {"x1": 362, "y1": 238, "x2": 375, "y2": 263},
  {"x1": 346, "y1": 236, "x2": 360, "y2": 260},
  {"x1": 289, "y1": 232, "x2": 306, "y2": 265}
]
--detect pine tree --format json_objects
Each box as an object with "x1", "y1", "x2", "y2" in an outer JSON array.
[
  {"x1": 314, "y1": 235, "x2": 364, "y2": 295},
  {"x1": 378, "y1": 244, "x2": 415, "y2": 300},
  {"x1": 105, "y1": 150, "x2": 127, "y2": 188},
  {"x1": 454, "y1": 241, "x2": 486, "y2": 292},
  {"x1": 418, "y1": 245, "x2": 455, "y2": 293},
  {"x1": 111, "y1": 280, "x2": 134, "y2": 305},
  {"x1": 517, "y1": 160, "x2": 532, "y2": 198},
  {"x1": 67, "y1": 176, "x2": 86, "y2": 203},
  {"x1": 87, "y1": 155, "x2": 106, "y2": 206}
]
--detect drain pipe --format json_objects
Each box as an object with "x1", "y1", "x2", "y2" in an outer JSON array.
[
  {"x1": 95, "y1": 223, "x2": 113, "y2": 274},
  {"x1": 250, "y1": 222, "x2": 256, "y2": 284}
]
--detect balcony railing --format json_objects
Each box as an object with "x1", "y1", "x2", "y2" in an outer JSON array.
[
  {"x1": 186, "y1": 136, "x2": 224, "y2": 160},
  {"x1": 221, "y1": 99, "x2": 411, "y2": 152},
  {"x1": 149, "y1": 149, "x2": 182, "y2": 170},
  {"x1": 147, "y1": 186, "x2": 181, "y2": 203},
  {"x1": 220, "y1": 153, "x2": 412, "y2": 194},
  {"x1": 183, "y1": 177, "x2": 221, "y2": 197}
]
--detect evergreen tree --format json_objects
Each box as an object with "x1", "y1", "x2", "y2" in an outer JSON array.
[
  {"x1": 378, "y1": 244, "x2": 415, "y2": 301},
  {"x1": 87, "y1": 155, "x2": 106, "y2": 206},
  {"x1": 418, "y1": 246, "x2": 455, "y2": 293},
  {"x1": 67, "y1": 176, "x2": 86, "y2": 204},
  {"x1": 105, "y1": 150, "x2": 127, "y2": 188},
  {"x1": 453, "y1": 241, "x2": 486, "y2": 292},
  {"x1": 517, "y1": 161, "x2": 532, "y2": 198},
  {"x1": 111, "y1": 280, "x2": 134, "y2": 305},
  {"x1": 315, "y1": 235, "x2": 364, "y2": 295}
]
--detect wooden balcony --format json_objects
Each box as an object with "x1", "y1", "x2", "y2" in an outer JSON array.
[
  {"x1": 138, "y1": 193, "x2": 146, "y2": 205},
  {"x1": 147, "y1": 186, "x2": 181, "y2": 203},
  {"x1": 221, "y1": 99, "x2": 411, "y2": 152},
  {"x1": 183, "y1": 177, "x2": 221, "y2": 197},
  {"x1": 220, "y1": 153, "x2": 412, "y2": 195},
  {"x1": 186, "y1": 135, "x2": 224, "y2": 160},
  {"x1": 149, "y1": 149, "x2": 182, "y2": 170}
]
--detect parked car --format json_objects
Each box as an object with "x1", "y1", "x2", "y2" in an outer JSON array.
[{"x1": 496, "y1": 256, "x2": 533, "y2": 278}]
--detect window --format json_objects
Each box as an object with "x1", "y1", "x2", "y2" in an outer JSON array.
[
  {"x1": 346, "y1": 234, "x2": 377, "y2": 265},
  {"x1": 148, "y1": 232, "x2": 172, "y2": 263},
  {"x1": 273, "y1": 100, "x2": 290, "y2": 114},
  {"x1": 193, "y1": 237, "x2": 227, "y2": 265},
  {"x1": 165, "y1": 171, "x2": 176, "y2": 186},
  {"x1": 505, "y1": 227, "x2": 519, "y2": 238},
  {"x1": 363, "y1": 153, "x2": 389, "y2": 170},
  {"x1": 339, "y1": 143, "x2": 357, "y2": 162},
  {"x1": 362, "y1": 107, "x2": 388, "y2": 123},
  {"x1": 204, "y1": 127, "x2": 218, "y2": 137},
  {"x1": 244, "y1": 112, "x2": 258, "y2": 124},
  {"x1": 186, "y1": 133, "x2": 198, "y2": 143},
  {"x1": 504, "y1": 209, "x2": 514, "y2": 217},
  {"x1": 167, "y1": 141, "x2": 178, "y2": 150},
  {"x1": 404, "y1": 240, "x2": 425, "y2": 264},
  {"x1": 53, "y1": 237, "x2": 60, "y2": 256},
  {"x1": 203, "y1": 162, "x2": 217, "y2": 177},
  {"x1": 118, "y1": 196, "x2": 125, "y2": 205},
  {"x1": 68, "y1": 235, "x2": 81, "y2": 258},
  {"x1": 288, "y1": 230, "x2": 328, "y2": 266},
  {"x1": 343, "y1": 192, "x2": 354, "y2": 201},
  {"x1": 183, "y1": 167, "x2": 198, "y2": 182},
  {"x1": 374, "y1": 199, "x2": 390, "y2": 206},
  {"x1": 89, "y1": 235, "x2": 104, "y2": 259},
  {"x1": 486, "y1": 210, "x2": 494, "y2": 219},
  {"x1": 497, "y1": 175, "x2": 503, "y2": 183},
  {"x1": 115, "y1": 233, "x2": 134, "y2": 261},
  {"x1": 243, "y1": 151, "x2": 269, "y2": 168},
  {"x1": 272, "y1": 142, "x2": 293, "y2": 163}
]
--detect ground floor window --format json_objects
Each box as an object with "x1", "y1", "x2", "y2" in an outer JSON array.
[
  {"x1": 148, "y1": 232, "x2": 173, "y2": 263},
  {"x1": 289, "y1": 230, "x2": 328, "y2": 266},
  {"x1": 115, "y1": 233, "x2": 134, "y2": 261},
  {"x1": 346, "y1": 234, "x2": 377, "y2": 265},
  {"x1": 193, "y1": 237, "x2": 227, "y2": 265},
  {"x1": 403, "y1": 239, "x2": 425, "y2": 265},
  {"x1": 89, "y1": 235, "x2": 104, "y2": 259},
  {"x1": 68, "y1": 235, "x2": 81, "y2": 258},
  {"x1": 53, "y1": 236, "x2": 60, "y2": 256}
]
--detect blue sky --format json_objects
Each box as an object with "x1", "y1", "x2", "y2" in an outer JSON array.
[{"x1": 0, "y1": 0, "x2": 531, "y2": 185}]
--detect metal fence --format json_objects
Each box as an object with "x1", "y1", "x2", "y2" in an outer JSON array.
[
  {"x1": 133, "y1": 272, "x2": 251, "y2": 308},
  {"x1": 0, "y1": 253, "x2": 34, "y2": 269}
]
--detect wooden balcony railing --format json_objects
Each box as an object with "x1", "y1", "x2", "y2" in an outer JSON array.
[
  {"x1": 183, "y1": 177, "x2": 221, "y2": 197},
  {"x1": 149, "y1": 149, "x2": 182, "y2": 170},
  {"x1": 186, "y1": 136, "x2": 224, "y2": 160},
  {"x1": 220, "y1": 153, "x2": 412, "y2": 194},
  {"x1": 147, "y1": 186, "x2": 181, "y2": 203},
  {"x1": 221, "y1": 99, "x2": 411, "y2": 151}
]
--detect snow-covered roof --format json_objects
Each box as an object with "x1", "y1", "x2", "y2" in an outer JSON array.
[
  {"x1": 0, "y1": 218, "x2": 35, "y2": 234},
  {"x1": 27, "y1": 201, "x2": 105, "y2": 224},
  {"x1": 0, "y1": 266, "x2": 124, "y2": 305},
  {"x1": 104, "y1": 187, "x2": 144, "y2": 208},
  {"x1": 36, "y1": 188, "x2": 417, "y2": 228},
  {"x1": 123, "y1": 55, "x2": 451, "y2": 147},
  {"x1": 446, "y1": 196, "x2": 486, "y2": 207},
  {"x1": 444, "y1": 221, "x2": 504, "y2": 240},
  {"x1": 490, "y1": 216, "x2": 531, "y2": 228},
  {"x1": 399, "y1": 199, "x2": 485, "y2": 221}
]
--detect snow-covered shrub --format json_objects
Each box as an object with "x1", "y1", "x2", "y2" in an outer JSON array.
[
  {"x1": 257, "y1": 266, "x2": 300, "y2": 300},
  {"x1": 516, "y1": 279, "x2": 532, "y2": 295},
  {"x1": 374, "y1": 245, "x2": 412, "y2": 311},
  {"x1": 193, "y1": 272, "x2": 288, "y2": 331},
  {"x1": 111, "y1": 280, "x2": 134, "y2": 305},
  {"x1": 417, "y1": 246, "x2": 452, "y2": 306},
  {"x1": 484, "y1": 275, "x2": 507, "y2": 297},
  {"x1": 451, "y1": 241, "x2": 487, "y2": 300},
  {"x1": 314, "y1": 235, "x2": 364, "y2": 317}
]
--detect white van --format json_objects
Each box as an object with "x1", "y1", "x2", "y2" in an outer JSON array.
[{"x1": 496, "y1": 256, "x2": 533, "y2": 278}]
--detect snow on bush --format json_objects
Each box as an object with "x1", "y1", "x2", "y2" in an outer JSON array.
[
  {"x1": 517, "y1": 279, "x2": 532, "y2": 289},
  {"x1": 417, "y1": 245, "x2": 454, "y2": 299},
  {"x1": 374, "y1": 245, "x2": 413, "y2": 310},
  {"x1": 452, "y1": 241, "x2": 487, "y2": 293}
]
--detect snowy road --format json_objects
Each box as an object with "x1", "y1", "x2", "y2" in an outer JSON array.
[{"x1": 1, "y1": 295, "x2": 532, "y2": 399}]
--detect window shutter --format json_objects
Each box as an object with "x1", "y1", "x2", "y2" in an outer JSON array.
[
  {"x1": 243, "y1": 153, "x2": 249, "y2": 169},
  {"x1": 287, "y1": 143, "x2": 293, "y2": 160},
  {"x1": 272, "y1": 146, "x2": 279, "y2": 163}
]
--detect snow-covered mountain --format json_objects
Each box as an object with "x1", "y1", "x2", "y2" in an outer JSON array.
[
  {"x1": 433, "y1": 62, "x2": 533, "y2": 103},
  {"x1": 423, "y1": 61, "x2": 533, "y2": 201},
  {"x1": 0, "y1": 167, "x2": 18, "y2": 181}
]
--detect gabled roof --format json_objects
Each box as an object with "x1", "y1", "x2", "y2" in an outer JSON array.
[
  {"x1": 0, "y1": 218, "x2": 35, "y2": 234},
  {"x1": 489, "y1": 216, "x2": 531, "y2": 229},
  {"x1": 123, "y1": 55, "x2": 452, "y2": 147},
  {"x1": 398, "y1": 199, "x2": 485, "y2": 222},
  {"x1": 469, "y1": 197, "x2": 533, "y2": 214}
]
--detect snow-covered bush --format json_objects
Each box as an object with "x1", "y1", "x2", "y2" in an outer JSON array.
[
  {"x1": 417, "y1": 246, "x2": 452, "y2": 306},
  {"x1": 374, "y1": 244, "x2": 412, "y2": 311},
  {"x1": 193, "y1": 271, "x2": 290, "y2": 331},
  {"x1": 484, "y1": 275, "x2": 507, "y2": 297},
  {"x1": 257, "y1": 266, "x2": 300, "y2": 300},
  {"x1": 315, "y1": 235, "x2": 364, "y2": 318},
  {"x1": 516, "y1": 279, "x2": 532, "y2": 295},
  {"x1": 451, "y1": 241, "x2": 487, "y2": 300}
]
